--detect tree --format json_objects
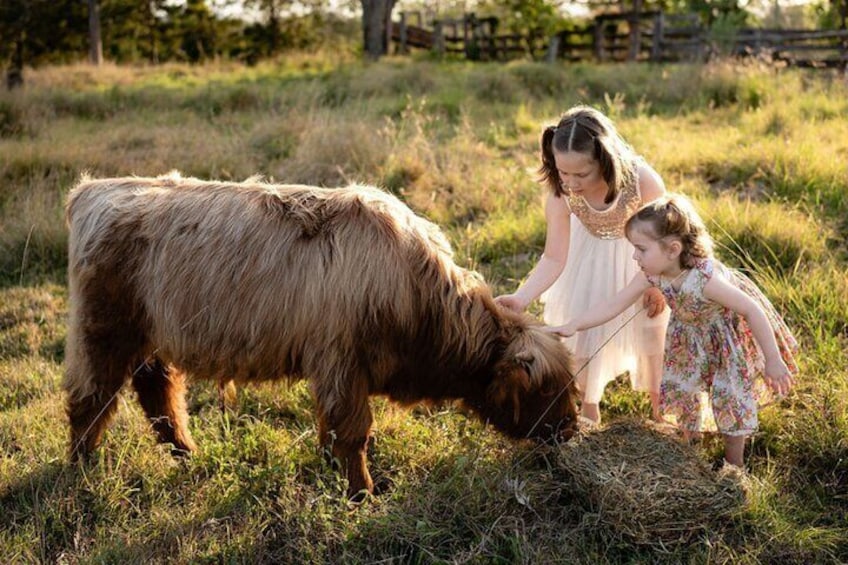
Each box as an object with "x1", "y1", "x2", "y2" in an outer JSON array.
[
  {"x1": 0, "y1": 0, "x2": 87, "y2": 87},
  {"x1": 88, "y1": 0, "x2": 103, "y2": 65},
  {"x1": 832, "y1": 0, "x2": 847, "y2": 28},
  {"x1": 361, "y1": 0, "x2": 396, "y2": 60},
  {"x1": 0, "y1": 0, "x2": 27, "y2": 88},
  {"x1": 175, "y1": 0, "x2": 219, "y2": 61},
  {"x1": 244, "y1": 0, "x2": 285, "y2": 53}
]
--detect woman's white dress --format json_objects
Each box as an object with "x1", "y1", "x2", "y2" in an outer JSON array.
[{"x1": 541, "y1": 167, "x2": 669, "y2": 404}]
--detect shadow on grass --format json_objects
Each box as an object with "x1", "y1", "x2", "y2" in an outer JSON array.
[
  {"x1": 0, "y1": 268, "x2": 67, "y2": 292},
  {"x1": 0, "y1": 461, "x2": 93, "y2": 563}
]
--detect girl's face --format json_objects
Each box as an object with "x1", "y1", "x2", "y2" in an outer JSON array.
[
  {"x1": 628, "y1": 225, "x2": 681, "y2": 277},
  {"x1": 553, "y1": 150, "x2": 605, "y2": 197}
]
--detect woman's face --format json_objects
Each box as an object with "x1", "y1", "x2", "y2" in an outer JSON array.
[{"x1": 553, "y1": 150, "x2": 605, "y2": 197}]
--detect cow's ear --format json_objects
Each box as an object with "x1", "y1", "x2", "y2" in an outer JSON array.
[
  {"x1": 508, "y1": 368, "x2": 531, "y2": 423},
  {"x1": 489, "y1": 367, "x2": 531, "y2": 424}
]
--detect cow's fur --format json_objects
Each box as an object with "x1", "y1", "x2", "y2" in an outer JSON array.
[{"x1": 64, "y1": 173, "x2": 578, "y2": 497}]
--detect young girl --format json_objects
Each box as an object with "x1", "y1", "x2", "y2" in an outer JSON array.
[
  {"x1": 551, "y1": 195, "x2": 798, "y2": 468},
  {"x1": 496, "y1": 106, "x2": 669, "y2": 424}
]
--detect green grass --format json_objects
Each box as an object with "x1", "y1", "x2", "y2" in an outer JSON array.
[{"x1": 1, "y1": 58, "x2": 846, "y2": 563}]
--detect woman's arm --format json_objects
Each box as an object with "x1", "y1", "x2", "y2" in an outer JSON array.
[
  {"x1": 551, "y1": 273, "x2": 651, "y2": 337},
  {"x1": 638, "y1": 162, "x2": 666, "y2": 204},
  {"x1": 496, "y1": 193, "x2": 570, "y2": 312},
  {"x1": 703, "y1": 273, "x2": 795, "y2": 395}
]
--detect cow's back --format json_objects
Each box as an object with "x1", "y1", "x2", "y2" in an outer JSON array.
[{"x1": 66, "y1": 175, "x2": 454, "y2": 382}]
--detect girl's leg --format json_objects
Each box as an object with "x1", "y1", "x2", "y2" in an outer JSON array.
[
  {"x1": 639, "y1": 304, "x2": 669, "y2": 422},
  {"x1": 682, "y1": 429, "x2": 702, "y2": 445},
  {"x1": 646, "y1": 352, "x2": 664, "y2": 422},
  {"x1": 649, "y1": 392, "x2": 662, "y2": 421},
  {"x1": 581, "y1": 402, "x2": 601, "y2": 423},
  {"x1": 574, "y1": 356, "x2": 602, "y2": 423},
  {"x1": 723, "y1": 434, "x2": 746, "y2": 467}
]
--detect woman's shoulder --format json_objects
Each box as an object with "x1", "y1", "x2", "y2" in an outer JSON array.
[
  {"x1": 635, "y1": 160, "x2": 665, "y2": 203},
  {"x1": 546, "y1": 191, "x2": 572, "y2": 214}
]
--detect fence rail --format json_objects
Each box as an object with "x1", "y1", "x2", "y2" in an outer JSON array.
[{"x1": 391, "y1": 10, "x2": 848, "y2": 69}]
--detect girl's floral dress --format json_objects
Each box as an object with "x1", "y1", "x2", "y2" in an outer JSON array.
[{"x1": 648, "y1": 258, "x2": 798, "y2": 435}]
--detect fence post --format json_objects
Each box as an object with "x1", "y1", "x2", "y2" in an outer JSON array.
[
  {"x1": 434, "y1": 21, "x2": 445, "y2": 57},
  {"x1": 594, "y1": 21, "x2": 604, "y2": 61},
  {"x1": 399, "y1": 12, "x2": 408, "y2": 54},
  {"x1": 546, "y1": 33, "x2": 561, "y2": 63},
  {"x1": 488, "y1": 17, "x2": 498, "y2": 60},
  {"x1": 628, "y1": 15, "x2": 639, "y2": 60},
  {"x1": 651, "y1": 12, "x2": 663, "y2": 61},
  {"x1": 464, "y1": 13, "x2": 480, "y2": 60},
  {"x1": 464, "y1": 13, "x2": 472, "y2": 58}
]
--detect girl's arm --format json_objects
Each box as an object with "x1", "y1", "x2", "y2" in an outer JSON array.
[
  {"x1": 496, "y1": 193, "x2": 570, "y2": 312},
  {"x1": 637, "y1": 163, "x2": 667, "y2": 318},
  {"x1": 551, "y1": 273, "x2": 651, "y2": 337},
  {"x1": 703, "y1": 272, "x2": 795, "y2": 395},
  {"x1": 637, "y1": 162, "x2": 666, "y2": 204}
]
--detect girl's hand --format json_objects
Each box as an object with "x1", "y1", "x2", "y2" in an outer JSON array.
[
  {"x1": 495, "y1": 294, "x2": 526, "y2": 313},
  {"x1": 547, "y1": 322, "x2": 577, "y2": 338},
  {"x1": 643, "y1": 287, "x2": 666, "y2": 318},
  {"x1": 764, "y1": 358, "x2": 795, "y2": 396}
]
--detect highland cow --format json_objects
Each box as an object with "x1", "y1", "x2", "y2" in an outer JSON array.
[{"x1": 64, "y1": 173, "x2": 578, "y2": 498}]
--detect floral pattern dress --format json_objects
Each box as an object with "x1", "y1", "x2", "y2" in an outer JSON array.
[{"x1": 648, "y1": 258, "x2": 798, "y2": 435}]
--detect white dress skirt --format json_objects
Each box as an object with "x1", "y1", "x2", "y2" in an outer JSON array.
[{"x1": 541, "y1": 217, "x2": 669, "y2": 404}]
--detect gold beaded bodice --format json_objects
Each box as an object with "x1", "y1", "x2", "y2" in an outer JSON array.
[{"x1": 566, "y1": 166, "x2": 642, "y2": 240}]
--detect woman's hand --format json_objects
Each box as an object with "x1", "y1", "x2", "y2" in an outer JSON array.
[
  {"x1": 764, "y1": 357, "x2": 795, "y2": 396},
  {"x1": 494, "y1": 294, "x2": 527, "y2": 313},
  {"x1": 643, "y1": 287, "x2": 666, "y2": 318}
]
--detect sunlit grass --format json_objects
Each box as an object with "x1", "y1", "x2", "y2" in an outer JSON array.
[{"x1": 1, "y1": 59, "x2": 846, "y2": 562}]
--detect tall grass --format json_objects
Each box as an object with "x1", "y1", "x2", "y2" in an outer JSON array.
[{"x1": 1, "y1": 58, "x2": 846, "y2": 563}]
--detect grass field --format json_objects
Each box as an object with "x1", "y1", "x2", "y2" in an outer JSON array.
[{"x1": 1, "y1": 57, "x2": 847, "y2": 563}]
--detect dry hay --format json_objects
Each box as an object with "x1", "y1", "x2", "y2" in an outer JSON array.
[{"x1": 557, "y1": 418, "x2": 747, "y2": 548}]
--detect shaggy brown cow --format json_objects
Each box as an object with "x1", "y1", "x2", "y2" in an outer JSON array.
[{"x1": 64, "y1": 173, "x2": 578, "y2": 497}]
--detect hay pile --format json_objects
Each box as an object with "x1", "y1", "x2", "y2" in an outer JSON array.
[{"x1": 557, "y1": 418, "x2": 747, "y2": 547}]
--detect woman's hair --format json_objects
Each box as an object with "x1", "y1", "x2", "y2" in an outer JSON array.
[
  {"x1": 538, "y1": 105, "x2": 637, "y2": 203},
  {"x1": 625, "y1": 194, "x2": 714, "y2": 268}
]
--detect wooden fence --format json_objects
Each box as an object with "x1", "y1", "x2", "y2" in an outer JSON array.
[
  {"x1": 391, "y1": 10, "x2": 848, "y2": 69},
  {"x1": 733, "y1": 28, "x2": 848, "y2": 68},
  {"x1": 392, "y1": 12, "x2": 548, "y2": 61}
]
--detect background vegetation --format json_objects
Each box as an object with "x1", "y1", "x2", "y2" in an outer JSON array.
[
  {"x1": 0, "y1": 57, "x2": 846, "y2": 562},
  {"x1": 2, "y1": 0, "x2": 845, "y2": 70}
]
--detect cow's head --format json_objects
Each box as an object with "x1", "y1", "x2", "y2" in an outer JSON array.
[{"x1": 477, "y1": 323, "x2": 579, "y2": 443}]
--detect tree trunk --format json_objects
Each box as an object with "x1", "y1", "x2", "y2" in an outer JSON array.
[
  {"x1": 149, "y1": 2, "x2": 159, "y2": 64},
  {"x1": 268, "y1": 2, "x2": 280, "y2": 56},
  {"x1": 88, "y1": 0, "x2": 103, "y2": 65},
  {"x1": 6, "y1": 37, "x2": 24, "y2": 90},
  {"x1": 361, "y1": 0, "x2": 396, "y2": 61},
  {"x1": 5, "y1": 0, "x2": 26, "y2": 89}
]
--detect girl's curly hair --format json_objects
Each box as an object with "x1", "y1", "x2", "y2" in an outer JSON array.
[{"x1": 625, "y1": 194, "x2": 714, "y2": 268}]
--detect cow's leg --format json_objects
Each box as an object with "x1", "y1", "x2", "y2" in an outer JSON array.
[
  {"x1": 65, "y1": 327, "x2": 141, "y2": 462},
  {"x1": 131, "y1": 359, "x2": 196, "y2": 455},
  {"x1": 66, "y1": 372, "x2": 126, "y2": 461},
  {"x1": 315, "y1": 377, "x2": 374, "y2": 500},
  {"x1": 217, "y1": 378, "x2": 237, "y2": 412}
]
